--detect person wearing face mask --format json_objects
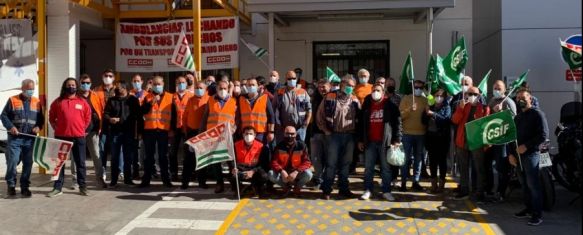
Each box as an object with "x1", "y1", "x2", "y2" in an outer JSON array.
[
  {"x1": 422, "y1": 88, "x2": 451, "y2": 193},
  {"x1": 103, "y1": 81, "x2": 140, "y2": 187},
  {"x1": 398, "y1": 80, "x2": 428, "y2": 192},
  {"x1": 513, "y1": 82, "x2": 539, "y2": 114},
  {"x1": 451, "y1": 86, "x2": 490, "y2": 201},
  {"x1": 200, "y1": 80, "x2": 238, "y2": 193},
  {"x1": 181, "y1": 81, "x2": 210, "y2": 189},
  {"x1": 228, "y1": 126, "x2": 270, "y2": 197},
  {"x1": 354, "y1": 69, "x2": 373, "y2": 104},
  {"x1": 46, "y1": 78, "x2": 92, "y2": 198},
  {"x1": 205, "y1": 75, "x2": 217, "y2": 96},
  {"x1": 309, "y1": 79, "x2": 331, "y2": 190},
  {"x1": 273, "y1": 71, "x2": 312, "y2": 142},
  {"x1": 358, "y1": 84, "x2": 402, "y2": 201},
  {"x1": 129, "y1": 74, "x2": 149, "y2": 180},
  {"x1": 185, "y1": 72, "x2": 196, "y2": 94},
  {"x1": 316, "y1": 77, "x2": 361, "y2": 200},
  {"x1": 236, "y1": 78, "x2": 275, "y2": 143},
  {"x1": 294, "y1": 67, "x2": 307, "y2": 89},
  {"x1": 139, "y1": 76, "x2": 177, "y2": 188},
  {"x1": 266, "y1": 71, "x2": 283, "y2": 95},
  {"x1": 385, "y1": 77, "x2": 402, "y2": 106},
  {"x1": 508, "y1": 88, "x2": 549, "y2": 226},
  {"x1": 168, "y1": 76, "x2": 194, "y2": 182},
  {"x1": 232, "y1": 80, "x2": 242, "y2": 98},
  {"x1": 484, "y1": 80, "x2": 517, "y2": 201},
  {"x1": 95, "y1": 69, "x2": 117, "y2": 183},
  {"x1": 451, "y1": 76, "x2": 486, "y2": 112},
  {"x1": 77, "y1": 75, "x2": 107, "y2": 188},
  {"x1": 268, "y1": 126, "x2": 313, "y2": 197},
  {"x1": 1, "y1": 79, "x2": 45, "y2": 197}
]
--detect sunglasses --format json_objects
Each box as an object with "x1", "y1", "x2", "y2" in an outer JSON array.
[
  {"x1": 104, "y1": 75, "x2": 114, "y2": 78},
  {"x1": 286, "y1": 77, "x2": 297, "y2": 80},
  {"x1": 81, "y1": 82, "x2": 91, "y2": 85},
  {"x1": 467, "y1": 93, "x2": 479, "y2": 96}
]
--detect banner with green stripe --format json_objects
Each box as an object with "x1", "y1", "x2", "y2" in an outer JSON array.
[
  {"x1": 32, "y1": 136, "x2": 74, "y2": 181},
  {"x1": 185, "y1": 122, "x2": 235, "y2": 171}
]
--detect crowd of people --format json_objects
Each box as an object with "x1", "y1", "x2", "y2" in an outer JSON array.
[{"x1": 2, "y1": 67, "x2": 549, "y2": 226}]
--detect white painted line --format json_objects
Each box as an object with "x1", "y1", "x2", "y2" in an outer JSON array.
[
  {"x1": 156, "y1": 201, "x2": 237, "y2": 210},
  {"x1": 129, "y1": 218, "x2": 223, "y2": 230}
]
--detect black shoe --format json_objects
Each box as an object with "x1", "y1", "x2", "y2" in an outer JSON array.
[
  {"x1": 198, "y1": 182, "x2": 209, "y2": 189},
  {"x1": 399, "y1": 184, "x2": 407, "y2": 192},
  {"x1": 527, "y1": 216, "x2": 543, "y2": 226},
  {"x1": 124, "y1": 181, "x2": 136, "y2": 186},
  {"x1": 171, "y1": 175, "x2": 179, "y2": 182},
  {"x1": 21, "y1": 188, "x2": 32, "y2": 197},
  {"x1": 514, "y1": 209, "x2": 532, "y2": 219},
  {"x1": 138, "y1": 183, "x2": 150, "y2": 188},
  {"x1": 453, "y1": 192, "x2": 469, "y2": 200},
  {"x1": 322, "y1": 193, "x2": 331, "y2": 200},
  {"x1": 339, "y1": 191, "x2": 356, "y2": 199},
  {"x1": 152, "y1": 172, "x2": 160, "y2": 179},
  {"x1": 180, "y1": 184, "x2": 189, "y2": 190},
  {"x1": 215, "y1": 184, "x2": 225, "y2": 194},
  {"x1": 132, "y1": 172, "x2": 141, "y2": 181},
  {"x1": 412, "y1": 182, "x2": 424, "y2": 191},
  {"x1": 163, "y1": 182, "x2": 174, "y2": 188},
  {"x1": 7, "y1": 187, "x2": 16, "y2": 197}
]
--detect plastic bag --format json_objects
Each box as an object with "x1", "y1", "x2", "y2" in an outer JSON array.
[{"x1": 387, "y1": 145, "x2": 405, "y2": 166}]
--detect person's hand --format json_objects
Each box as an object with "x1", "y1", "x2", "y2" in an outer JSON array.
[
  {"x1": 288, "y1": 171, "x2": 299, "y2": 181},
  {"x1": 281, "y1": 170, "x2": 289, "y2": 183},
  {"x1": 391, "y1": 142, "x2": 401, "y2": 148},
  {"x1": 493, "y1": 103, "x2": 503, "y2": 112},
  {"x1": 9, "y1": 127, "x2": 18, "y2": 135},
  {"x1": 412, "y1": 103, "x2": 417, "y2": 111},
  {"x1": 509, "y1": 154, "x2": 517, "y2": 167},
  {"x1": 267, "y1": 133, "x2": 275, "y2": 142},
  {"x1": 357, "y1": 142, "x2": 365, "y2": 151},
  {"x1": 244, "y1": 170, "x2": 255, "y2": 179},
  {"x1": 153, "y1": 95, "x2": 161, "y2": 102},
  {"x1": 517, "y1": 145, "x2": 527, "y2": 154},
  {"x1": 32, "y1": 127, "x2": 40, "y2": 134},
  {"x1": 459, "y1": 99, "x2": 467, "y2": 108},
  {"x1": 426, "y1": 108, "x2": 434, "y2": 117},
  {"x1": 231, "y1": 168, "x2": 238, "y2": 176},
  {"x1": 109, "y1": 118, "x2": 119, "y2": 124}
]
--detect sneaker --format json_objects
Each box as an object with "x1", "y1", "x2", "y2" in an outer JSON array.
[
  {"x1": 412, "y1": 182, "x2": 424, "y2": 191},
  {"x1": 453, "y1": 192, "x2": 469, "y2": 200},
  {"x1": 79, "y1": 187, "x2": 89, "y2": 196},
  {"x1": 382, "y1": 192, "x2": 395, "y2": 201},
  {"x1": 21, "y1": 188, "x2": 32, "y2": 198},
  {"x1": 7, "y1": 187, "x2": 16, "y2": 197},
  {"x1": 46, "y1": 189, "x2": 63, "y2": 198},
  {"x1": 514, "y1": 209, "x2": 532, "y2": 219},
  {"x1": 119, "y1": 173, "x2": 124, "y2": 180},
  {"x1": 70, "y1": 182, "x2": 79, "y2": 190},
  {"x1": 360, "y1": 190, "x2": 372, "y2": 200},
  {"x1": 339, "y1": 190, "x2": 356, "y2": 199},
  {"x1": 527, "y1": 216, "x2": 543, "y2": 226}
]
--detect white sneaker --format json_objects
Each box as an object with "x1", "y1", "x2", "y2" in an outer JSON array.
[
  {"x1": 70, "y1": 182, "x2": 79, "y2": 190},
  {"x1": 383, "y1": 192, "x2": 395, "y2": 201},
  {"x1": 360, "y1": 190, "x2": 371, "y2": 200}
]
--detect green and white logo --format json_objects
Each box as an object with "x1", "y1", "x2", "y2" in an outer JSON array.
[{"x1": 482, "y1": 118, "x2": 511, "y2": 144}]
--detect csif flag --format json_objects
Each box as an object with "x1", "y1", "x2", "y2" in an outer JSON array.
[
  {"x1": 171, "y1": 30, "x2": 196, "y2": 72},
  {"x1": 33, "y1": 136, "x2": 74, "y2": 181},
  {"x1": 185, "y1": 122, "x2": 235, "y2": 170},
  {"x1": 560, "y1": 36, "x2": 582, "y2": 69},
  {"x1": 399, "y1": 52, "x2": 414, "y2": 95},
  {"x1": 241, "y1": 38, "x2": 268, "y2": 58},
  {"x1": 426, "y1": 55, "x2": 440, "y2": 92},
  {"x1": 435, "y1": 54, "x2": 462, "y2": 95},
  {"x1": 508, "y1": 70, "x2": 530, "y2": 93},
  {"x1": 477, "y1": 69, "x2": 492, "y2": 96},
  {"x1": 326, "y1": 67, "x2": 341, "y2": 83},
  {"x1": 442, "y1": 36, "x2": 469, "y2": 84},
  {"x1": 465, "y1": 110, "x2": 517, "y2": 151}
]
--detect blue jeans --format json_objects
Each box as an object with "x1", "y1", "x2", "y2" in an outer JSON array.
[
  {"x1": 268, "y1": 169, "x2": 313, "y2": 188},
  {"x1": 401, "y1": 134, "x2": 425, "y2": 184},
  {"x1": 53, "y1": 137, "x2": 87, "y2": 190},
  {"x1": 309, "y1": 133, "x2": 327, "y2": 184},
  {"x1": 517, "y1": 152, "x2": 543, "y2": 217},
  {"x1": 110, "y1": 132, "x2": 135, "y2": 185},
  {"x1": 321, "y1": 133, "x2": 355, "y2": 194},
  {"x1": 364, "y1": 142, "x2": 392, "y2": 193},
  {"x1": 5, "y1": 135, "x2": 34, "y2": 189},
  {"x1": 141, "y1": 130, "x2": 170, "y2": 185},
  {"x1": 297, "y1": 127, "x2": 307, "y2": 142}
]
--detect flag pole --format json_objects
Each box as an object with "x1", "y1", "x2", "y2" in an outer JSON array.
[
  {"x1": 569, "y1": 69, "x2": 581, "y2": 102},
  {"x1": 232, "y1": 159, "x2": 241, "y2": 202},
  {"x1": 0, "y1": 130, "x2": 38, "y2": 138},
  {"x1": 515, "y1": 140, "x2": 524, "y2": 172},
  {"x1": 411, "y1": 80, "x2": 416, "y2": 109}
]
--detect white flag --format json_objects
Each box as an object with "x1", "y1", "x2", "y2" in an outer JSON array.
[
  {"x1": 185, "y1": 122, "x2": 235, "y2": 170},
  {"x1": 241, "y1": 39, "x2": 268, "y2": 58},
  {"x1": 170, "y1": 30, "x2": 196, "y2": 72},
  {"x1": 32, "y1": 136, "x2": 74, "y2": 181}
]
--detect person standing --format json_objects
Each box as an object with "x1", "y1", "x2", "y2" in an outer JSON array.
[
  {"x1": 95, "y1": 69, "x2": 117, "y2": 181},
  {"x1": 508, "y1": 88, "x2": 548, "y2": 226},
  {"x1": 265, "y1": 71, "x2": 283, "y2": 95},
  {"x1": 309, "y1": 79, "x2": 330, "y2": 189},
  {"x1": 423, "y1": 88, "x2": 451, "y2": 193},
  {"x1": 354, "y1": 69, "x2": 373, "y2": 105},
  {"x1": 139, "y1": 76, "x2": 176, "y2": 188},
  {"x1": 181, "y1": 81, "x2": 210, "y2": 189},
  {"x1": 236, "y1": 77, "x2": 275, "y2": 143},
  {"x1": 129, "y1": 74, "x2": 149, "y2": 180},
  {"x1": 104, "y1": 81, "x2": 140, "y2": 187},
  {"x1": 47, "y1": 78, "x2": 92, "y2": 197},
  {"x1": 78, "y1": 75, "x2": 107, "y2": 188},
  {"x1": 169, "y1": 76, "x2": 193, "y2": 181},
  {"x1": 358, "y1": 84, "x2": 401, "y2": 201},
  {"x1": 399, "y1": 80, "x2": 428, "y2": 191},
  {"x1": 273, "y1": 70, "x2": 312, "y2": 142},
  {"x1": 385, "y1": 77, "x2": 402, "y2": 106},
  {"x1": 1, "y1": 79, "x2": 45, "y2": 197},
  {"x1": 317, "y1": 77, "x2": 361, "y2": 200}
]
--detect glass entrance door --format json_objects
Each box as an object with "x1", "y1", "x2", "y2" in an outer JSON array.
[{"x1": 313, "y1": 41, "x2": 389, "y2": 81}]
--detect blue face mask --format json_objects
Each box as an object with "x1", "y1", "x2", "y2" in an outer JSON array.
[
  {"x1": 24, "y1": 89, "x2": 34, "y2": 97},
  {"x1": 133, "y1": 82, "x2": 142, "y2": 91},
  {"x1": 247, "y1": 85, "x2": 258, "y2": 94},
  {"x1": 177, "y1": 83, "x2": 187, "y2": 92},
  {"x1": 287, "y1": 79, "x2": 297, "y2": 88},
  {"x1": 493, "y1": 90, "x2": 503, "y2": 98},
  {"x1": 194, "y1": 88, "x2": 205, "y2": 97},
  {"x1": 80, "y1": 83, "x2": 91, "y2": 91},
  {"x1": 153, "y1": 85, "x2": 164, "y2": 94}
]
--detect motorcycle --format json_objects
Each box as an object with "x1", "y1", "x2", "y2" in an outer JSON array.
[{"x1": 552, "y1": 101, "x2": 582, "y2": 195}]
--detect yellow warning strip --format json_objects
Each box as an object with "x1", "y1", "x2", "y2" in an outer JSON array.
[
  {"x1": 215, "y1": 198, "x2": 250, "y2": 235},
  {"x1": 464, "y1": 200, "x2": 497, "y2": 235}
]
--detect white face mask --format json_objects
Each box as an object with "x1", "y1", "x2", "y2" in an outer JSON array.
[
  {"x1": 462, "y1": 85, "x2": 470, "y2": 93},
  {"x1": 218, "y1": 90, "x2": 229, "y2": 99},
  {"x1": 493, "y1": 90, "x2": 503, "y2": 98},
  {"x1": 244, "y1": 134, "x2": 255, "y2": 144},
  {"x1": 234, "y1": 86, "x2": 241, "y2": 94},
  {"x1": 371, "y1": 91, "x2": 382, "y2": 101},
  {"x1": 359, "y1": 77, "x2": 369, "y2": 84},
  {"x1": 270, "y1": 76, "x2": 278, "y2": 83},
  {"x1": 414, "y1": 88, "x2": 423, "y2": 97},
  {"x1": 435, "y1": 96, "x2": 444, "y2": 104},
  {"x1": 103, "y1": 77, "x2": 114, "y2": 85},
  {"x1": 467, "y1": 95, "x2": 478, "y2": 104}
]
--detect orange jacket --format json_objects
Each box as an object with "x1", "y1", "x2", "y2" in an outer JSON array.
[
  {"x1": 354, "y1": 83, "x2": 372, "y2": 105},
  {"x1": 235, "y1": 139, "x2": 263, "y2": 167},
  {"x1": 451, "y1": 103, "x2": 490, "y2": 149},
  {"x1": 271, "y1": 141, "x2": 311, "y2": 173},
  {"x1": 206, "y1": 97, "x2": 237, "y2": 130},
  {"x1": 93, "y1": 85, "x2": 114, "y2": 114},
  {"x1": 143, "y1": 92, "x2": 173, "y2": 131},
  {"x1": 184, "y1": 92, "x2": 210, "y2": 131},
  {"x1": 173, "y1": 92, "x2": 193, "y2": 129}
]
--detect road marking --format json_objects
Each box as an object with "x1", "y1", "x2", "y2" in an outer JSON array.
[
  {"x1": 464, "y1": 200, "x2": 499, "y2": 235},
  {"x1": 215, "y1": 199, "x2": 249, "y2": 235}
]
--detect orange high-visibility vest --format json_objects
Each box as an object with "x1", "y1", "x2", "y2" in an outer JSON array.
[
  {"x1": 206, "y1": 97, "x2": 236, "y2": 130},
  {"x1": 238, "y1": 94, "x2": 268, "y2": 133},
  {"x1": 144, "y1": 92, "x2": 173, "y2": 131},
  {"x1": 173, "y1": 92, "x2": 193, "y2": 129},
  {"x1": 9, "y1": 95, "x2": 41, "y2": 128},
  {"x1": 184, "y1": 93, "x2": 209, "y2": 130}
]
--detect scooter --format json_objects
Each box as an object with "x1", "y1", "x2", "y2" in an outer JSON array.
[{"x1": 552, "y1": 101, "x2": 582, "y2": 199}]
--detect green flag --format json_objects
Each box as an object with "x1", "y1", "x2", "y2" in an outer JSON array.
[
  {"x1": 442, "y1": 36, "x2": 468, "y2": 84},
  {"x1": 435, "y1": 55, "x2": 462, "y2": 95},
  {"x1": 477, "y1": 69, "x2": 492, "y2": 96},
  {"x1": 426, "y1": 55, "x2": 440, "y2": 92},
  {"x1": 399, "y1": 52, "x2": 414, "y2": 95},
  {"x1": 465, "y1": 110, "x2": 517, "y2": 151},
  {"x1": 560, "y1": 39, "x2": 582, "y2": 69},
  {"x1": 509, "y1": 70, "x2": 530, "y2": 92},
  {"x1": 326, "y1": 67, "x2": 341, "y2": 83}
]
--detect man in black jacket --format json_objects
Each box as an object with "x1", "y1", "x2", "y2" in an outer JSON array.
[
  {"x1": 309, "y1": 79, "x2": 330, "y2": 189},
  {"x1": 103, "y1": 81, "x2": 140, "y2": 186}
]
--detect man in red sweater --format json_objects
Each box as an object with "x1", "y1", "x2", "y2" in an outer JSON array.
[
  {"x1": 47, "y1": 78, "x2": 92, "y2": 197},
  {"x1": 268, "y1": 126, "x2": 312, "y2": 197}
]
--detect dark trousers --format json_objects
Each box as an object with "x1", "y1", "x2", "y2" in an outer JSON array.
[
  {"x1": 182, "y1": 130, "x2": 208, "y2": 187},
  {"x1": 53, "y1": 137, "x2": 86, "y2": 190},
  {"x1": 169, "y1": 131, "x2": 185, "y2": 177},
  {"x1": 141, "y1": 130, "x2": 170, "y2": 185},
  {"x1": 517, "y1": 152, "x2": 543, "y2": 217},
  {"x1": 485, "y1": 144, "x2": 511, "y2": 195},
  {"x1": 110, "y1": 132, "x2": 134, "y2": 185},
  {"x1": 426, "y1": 133, "x2": 449, "y2": 180}
]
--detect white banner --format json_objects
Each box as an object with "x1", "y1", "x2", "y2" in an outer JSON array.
[
  {"x1": 0, "y1": 19, "x2": 37, "y2": 91},
  {"x1": 32, "y1": 136, "x2": 74, "y2": 181},
  {"x1": 116, "y1": 17, "x2": 239, "y2": 72},
  {"x1": 185, "y1": 122, "x2": 235, "y2": 170}
]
